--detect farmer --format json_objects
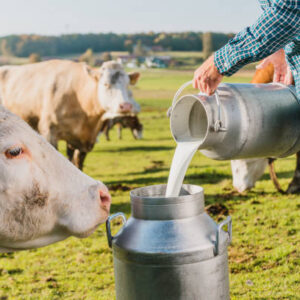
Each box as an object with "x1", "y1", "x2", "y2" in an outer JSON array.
[{"x1": 193, "y1": 0, "x2": 300, "y2": 98}]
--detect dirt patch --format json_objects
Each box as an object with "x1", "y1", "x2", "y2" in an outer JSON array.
[
  {"x1": 144, "y1": 160, "x2": 165, "y2": 171},
  {"x1": 251, "y1": 200, "x2": 261, "y2": 205},
  {"x1": 205, "y1": 203, "x2": 229, "y2": 217},
  {"x1": 107, "y1": 184, "x2": 132, "y2": 192}
]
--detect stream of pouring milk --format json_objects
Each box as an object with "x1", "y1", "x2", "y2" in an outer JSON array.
[{"x1": 166, "y1": 140, "x2": 202, "y2": 197}]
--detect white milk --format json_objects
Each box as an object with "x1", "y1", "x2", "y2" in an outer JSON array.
[{"x1": 166, "y1": 140, "x2": 201, "y2": 197}]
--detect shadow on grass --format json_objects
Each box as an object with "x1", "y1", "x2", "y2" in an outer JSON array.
[
  {"x1": 127, "y1": 167, "x2": 169, "y2": 175},
  {"x1": 206, "y1": 189, "x2": 281, "y2": 206},
  {"x1": 95, "y1": 145, "x2": 174, "y2": 153},
  {"x1": 107, "y1": 171, "x2": 231, "y2": 187},
  {"x1": 186, "y1": 172, "x2": 231, "y2": 182},
  {"x1": 205, "y1": 192, "x2": 252, "y2": 205},
  {"x1": 111, "y1": 202, "x2": 131, "y2": 215},
  {"x1": 127, "y1": 165, "x2": 230, "y2": 176},
  {"x1": 261, "y1": 170, "x2": 294, "y2": 180},
  {"x1": 107, "y1": 176, "x2": 168, "y2": 186}
]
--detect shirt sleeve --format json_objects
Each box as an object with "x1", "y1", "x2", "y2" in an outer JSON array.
[
  {"x1": 214, "y1": 0, "x2": 300, "y2": 76},
  {"x1": 284, "y1": 37, "x2": 300, "y2": 70}
]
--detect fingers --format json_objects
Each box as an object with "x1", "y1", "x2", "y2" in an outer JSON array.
[
  {"x1": 192, "y1": 76, "x2": 198, "y2": 89},
  {"x1": 193, "y1": 55, "x2": 223, "y2": 96},
  {"x1": 273, "y1": 64, "x2": 287, "y2": 83},
  {"x1": 196, "y1": 77, "x2": 216, "y2": 95},
  {"x1": 273, "y1": 72, "x2": 284, "y2": 83},
  {"x1": 284, "y1": 67, "x2": 294, "y2": 85}
]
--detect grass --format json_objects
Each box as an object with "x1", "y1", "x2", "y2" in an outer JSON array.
[{"x1": 0, "y1": 69, "x2": 299, "y2": 299}]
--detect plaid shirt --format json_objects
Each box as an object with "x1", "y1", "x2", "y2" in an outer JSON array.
[{"x1": 214, "y1": 0, "x2": 300, "y2": 98}]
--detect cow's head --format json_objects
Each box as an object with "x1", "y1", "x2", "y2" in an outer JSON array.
[
  {"x1": 126, "y1": 115, "x2": 143, "y2": 140},
  {"x1": 0, "y1": 106, "x2": 111, "y2": 252},
  {"x1": 97, "y1": 61, "x2": 140, "y2": 116},
  {"x1": 231, "y1": 159, "x2": 268, "y2": 193},
  {"x1": 132, "y1": 124, "x2": 143, "y2": 140}
]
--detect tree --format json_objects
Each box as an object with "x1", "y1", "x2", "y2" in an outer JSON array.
[
  {"x1": 0, "y1": 39, "x2": 11, "y2": 57},
  {"x1": 28, "y1": 53, "x2": 41, "y2": 63},
  {"x1": 202, "y1": 32, "x2": 213, "y2": 59},
  {"x1": 124, "y1": 39, "x2": 133, "y2": 53},
  {"x1": 100, "y1": 52, "x2": 112, "y2": 62},
  {"x1": 79, "y1": 48, "x2": 94, "y2": 66},
  {"x1": 133, "y1": 40, "x2": 147, "y2": 56}
]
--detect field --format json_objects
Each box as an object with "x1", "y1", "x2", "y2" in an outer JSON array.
[{"x1": 0, "y1": 69, "x2": 299, "y2": 299}]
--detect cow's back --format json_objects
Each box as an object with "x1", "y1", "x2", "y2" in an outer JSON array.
[{"x1": 251, "y1": 63, "x2": 274, "y2": 84}]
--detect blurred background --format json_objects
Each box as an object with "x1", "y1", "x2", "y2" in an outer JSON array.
[
  {"x1": 0, "y1": 0, "x2": 260, "y2": 69},
  {"x1": 0, "y1": 1, "x2": 298, "y2": 300}
]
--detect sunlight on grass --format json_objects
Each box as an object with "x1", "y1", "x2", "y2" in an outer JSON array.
[{"x1": 0, "y1": 69, "x2": 299, "y2": 299}]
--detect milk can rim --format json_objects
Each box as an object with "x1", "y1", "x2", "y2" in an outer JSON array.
[
  {"x1": 130, "y1": 184, "x2": 204, "y2": 205},
  {"x1": 170, "y1": 93, "x2": 211, "y2": 143}
]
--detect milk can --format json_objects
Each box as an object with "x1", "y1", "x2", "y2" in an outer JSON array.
[
  {"x1": 169, "y1": 82, "x2": 300, "y2": 160},
  {"x1": 106, "y1": 184, "x2": 232, "y2": 300}
]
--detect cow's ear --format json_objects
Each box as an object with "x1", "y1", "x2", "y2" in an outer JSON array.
[
  {"x1": 128, "y1": 72, "x2": 140, "y2": 85},
  {"x1": 86, "y1": 65, "x2": 101, "y2": 81}
]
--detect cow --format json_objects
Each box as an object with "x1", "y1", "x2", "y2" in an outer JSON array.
[
  {"x1": 0, "y1": 105, "x2": 111, "y2": 252},
  {"x1": 0, "y1": 60, "x2": 140, "y2": 170},
  {"x1": 100, "y1": 115, "x2": 143, "y2": 141},
  {"x1": 231, "y1": 63, "x2": 300, "y2": 194}
]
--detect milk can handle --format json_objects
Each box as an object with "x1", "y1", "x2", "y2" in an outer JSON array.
[
  {"x1": 106, "y1": 212, "x2": 127, "y2": 248},
  {"x1": 214, "y1": 216, "x2": 232, "y2": 256},
  {"x1": 168, "y1": 80, "x2": 226, "y2": 132}
]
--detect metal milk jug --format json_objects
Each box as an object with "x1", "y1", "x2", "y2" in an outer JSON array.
[
  {"x1": 169, "y1": 82, "x2": 300, "y2": 160},
  {"x1": 106, "y1": 184, "x2": 232, "y2": 300}
]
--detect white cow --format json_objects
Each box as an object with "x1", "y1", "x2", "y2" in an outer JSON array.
[
  {"x1": 0, "y1": 105, "x2": 111, "y2": 252},
  {"x1": 231, "y1": 159, "x2": 268, "y2": 192}
]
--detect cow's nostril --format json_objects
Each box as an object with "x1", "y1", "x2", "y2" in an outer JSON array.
[
  {"x1": 119, "y1": 103, "x2": 133, "y2": 112},
  {"x1": 99, "y1": 189, "x2": 111, "y2": 211}
]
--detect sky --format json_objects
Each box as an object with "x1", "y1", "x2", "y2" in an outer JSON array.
[{"x1": 0, "y1": 0, "x2": 262, "y2": 36}]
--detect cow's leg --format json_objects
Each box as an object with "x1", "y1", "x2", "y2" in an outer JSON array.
[
  {"x1": 104, "y1": 119, "x2": 115, "y2": 141},
  {"x1": 287, "y1": 151, "x2": 300, "y2": 194},
  {"x1": 78, "y1": 151, "x2": 88, "y2": 170},
  {"x1": 104, "y1": 125, "x2": 110, "y2": 141},
  {"x1": 117, "y1": 124, "x2": 122, "y2": 140},
  {"x1": 66, "y1": 143, "x2": 75, "y2": 161},
  {"x1": 268, "y1": 158, "x2": 285, "y2": 194},
  {"x1": 72, "y1": 149, "x2": 87, "y2": 170}
]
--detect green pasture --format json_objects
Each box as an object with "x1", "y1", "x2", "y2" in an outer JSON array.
[{"x1": 0, "y1": 69, "x2": 299, "y2": 299}]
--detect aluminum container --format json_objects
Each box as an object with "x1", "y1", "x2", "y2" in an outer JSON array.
[
  {"x1": 169, "y1": 83, "x2": 300, "y2": 160},
  {"x1": 106, "y1": 184, "x2": 232, "y2": 300}
]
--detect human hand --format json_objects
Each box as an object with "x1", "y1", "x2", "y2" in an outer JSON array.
[
  {"x1": 256, "y1": 49, "x2": 294, "y2": 85},
  {"x1": 193, "y1": 54, "x2": 223, "y2": 96}
]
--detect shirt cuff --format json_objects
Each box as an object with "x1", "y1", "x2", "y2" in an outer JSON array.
[{"x1": 214, "y1": 45, "x2": 243, "y2": 77}]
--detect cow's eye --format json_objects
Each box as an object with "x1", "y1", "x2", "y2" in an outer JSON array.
[{"x1": 5, "y1": 147, "x2": 24, "y2": 159}]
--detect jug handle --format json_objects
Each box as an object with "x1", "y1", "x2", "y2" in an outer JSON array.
[
  {"x1": 214, "y1": 216, "x2": 232, "y2": 256},
  {"x1": 167, "y1": 80, "x2": 226, "y2": 132},
  {"x1": 106, "y1": 212, "x2": 127, "y2": 248}
]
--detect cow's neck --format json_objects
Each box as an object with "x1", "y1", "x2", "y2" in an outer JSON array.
[{"x1": 76, "y1": 79, "x2": 104, "y2": 118}]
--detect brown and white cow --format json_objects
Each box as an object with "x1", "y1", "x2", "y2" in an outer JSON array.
[
  {"x1": 231, "y1": 63, "x2": 300, "y2": 193},
  {"x1": 0, "y1": 105, "x2": 111, "y2": 252},
  {"x1": 0, "y1": 60, "x2": 140, "y2": 170}
]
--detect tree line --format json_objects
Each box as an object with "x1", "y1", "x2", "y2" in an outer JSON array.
[{"x1": 0, "y1": 32, "x2": 235, "y2": 58}]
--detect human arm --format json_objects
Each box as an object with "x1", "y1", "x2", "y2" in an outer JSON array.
[{"x1": 193, "y1": 0, "x2": 300, "y2": 94}]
